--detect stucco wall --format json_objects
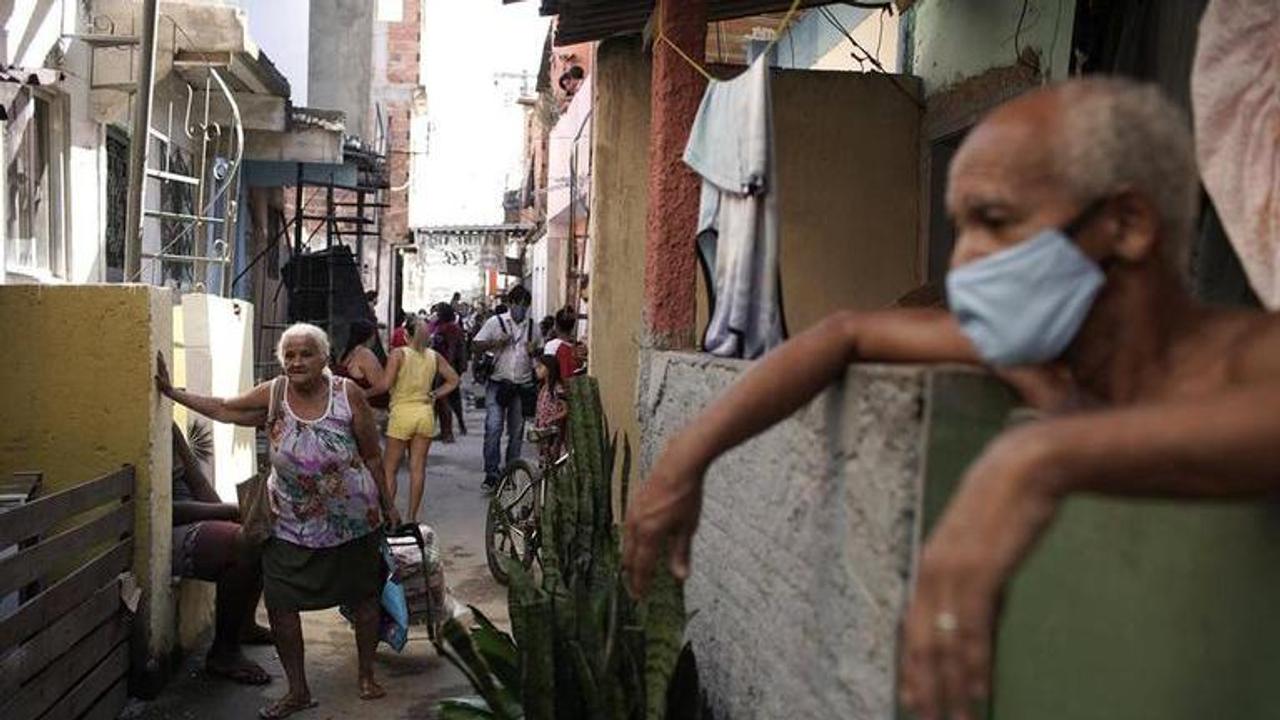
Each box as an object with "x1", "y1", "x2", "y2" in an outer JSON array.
[
  {"x1": 909, "y1": 0, "x2": 1077, "y2": 96},
  {"x1": 587, "y1": 36, "x2": 652, "y2": 477},
  {"x1": 174, "y1": 294, "x2": 258, "y2": 501},
  {"x1": 0, "y1": 285, "x2": 175, "y2": 666},
  {"x1": 638, "y1": 352, "x2": 926, "y2": 719},
  {"x1": 772, "y1": 70, "x2": 921, "y2": 333}
]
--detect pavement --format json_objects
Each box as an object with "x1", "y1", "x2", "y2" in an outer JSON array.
[{"x1": 122, "y1": 386, "x2": 509, "y2": 720}]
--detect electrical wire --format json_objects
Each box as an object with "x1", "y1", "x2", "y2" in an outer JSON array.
[
  {"x1": 817, "y1": 6, "x2": 924, "y2": 110},
  {"x1": 876, "y1": 7, "x2": 886, "y2": 59},
  {"x1": 655, "y1": 0, "x2": 803, "y2": 82},
  {"x1": 1013, "y1": 0, "x2": 1039, "y2": 72}
]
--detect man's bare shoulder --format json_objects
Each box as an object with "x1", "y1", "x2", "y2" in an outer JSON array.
[{"x1": 1218, "y1": 310, "x2": 1280, "y2": 384}]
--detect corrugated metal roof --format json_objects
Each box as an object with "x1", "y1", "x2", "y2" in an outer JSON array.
[{"x1": 507, "y1": 0, "x2": 849, "y2": 46}]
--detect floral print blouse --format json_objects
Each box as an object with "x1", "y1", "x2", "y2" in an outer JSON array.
[{"x1": 267, "y1": 375, "x2": 382, "y2": 548}]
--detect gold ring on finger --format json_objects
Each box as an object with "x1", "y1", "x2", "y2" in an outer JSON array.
[{"x1": 934, "y1": 611, "x2": 959, "y2": 634}]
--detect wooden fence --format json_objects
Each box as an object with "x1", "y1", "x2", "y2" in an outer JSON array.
[{"x1": 0, "y1": 466, "x2": 136, "y2": 720}]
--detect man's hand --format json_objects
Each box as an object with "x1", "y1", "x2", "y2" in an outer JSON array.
[
  {"x1": 899, "y1": 426, "x2": 1061, "y2": 720},
  {"x1": 622, "y1": 443, "x2": 706, "y2": 598},
  {"x1": 155, "y1": 351, "x2": 174, "y2": 397}
]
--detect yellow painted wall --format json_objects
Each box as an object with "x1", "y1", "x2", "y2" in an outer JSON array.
[
  {"x1": 0, "y1": 285, "x2": 175, "y2": 662},
  {"x1": 588, "y1": 36, "x2": 652, "y2": 487}
]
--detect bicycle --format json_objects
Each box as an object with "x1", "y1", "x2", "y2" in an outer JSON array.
[{"x1": 485, "y1": 426, "x2": 569, "y2": 585}]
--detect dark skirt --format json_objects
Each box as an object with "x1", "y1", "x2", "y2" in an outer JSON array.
[{"x1": 262, "y1": 531, "x2": 383, "y2": 612}]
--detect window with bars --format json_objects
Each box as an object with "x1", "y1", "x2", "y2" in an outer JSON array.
[{"x1": 104, "y1": 129, "x2": 128, "y2": 281}]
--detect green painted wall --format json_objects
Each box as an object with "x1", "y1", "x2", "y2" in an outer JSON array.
[
  {"x1": 909, "y1": 0, "x2": 1076, "y2": 95},
  {"x1": 914, "y1": 372, "x2": 1280, "y2": 719}
]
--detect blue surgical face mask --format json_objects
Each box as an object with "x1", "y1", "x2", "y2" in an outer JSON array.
[
  {"x1": 945, "y1": 207, "x2": 1106, "y2": 367},
  {"x1": 510, "y1": 304, "x2": 528, "y2": 322}
]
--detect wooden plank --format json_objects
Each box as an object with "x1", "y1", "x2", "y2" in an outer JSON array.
[
  {"x1": 35, "y1": 643, "x2": 128, "y2": 720},
  {"x1": 79, "y1": 677, "x2": 128, "y2": 720},
  {"x1": 0, "y1": 471, "x2": 41, "y2": 503},
  {"x1": 0, "y1": 540, "x2": 131, "y2": 651},
  {"x1": 0, "y1": 579, "x2": 120, "y2": 692},
  {"x1": 0, "y1": 468, "x2": 132, "y2": 548},
  {"x1": 0, "y1": 613, "x2": 129, "y2": 720},
  {"x1": 0, "y1": 502, "x2": 133, "y2": 599}
]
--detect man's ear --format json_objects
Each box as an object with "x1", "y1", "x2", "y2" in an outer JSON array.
[{"x1": 1109, "y1": 189, "x2": 1160, "y2": 262}]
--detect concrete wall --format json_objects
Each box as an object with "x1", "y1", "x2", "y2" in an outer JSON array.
[
  {"x1": 307, "y1": 0, "x2": 374, "y2": 140},
  {"x1": 0, "y1": 285, "x2": 175, "y2": 668},
  {"x1": 173, "y1": 294, "x2": 257, "y2": 500},
  {"x1": 638, "y1": 352, "x2": 926, "y2": 719}
]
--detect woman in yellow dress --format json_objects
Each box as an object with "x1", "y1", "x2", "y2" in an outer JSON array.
[{"x1": 369, "y1": 315, "x2": 460, "y2": 524}]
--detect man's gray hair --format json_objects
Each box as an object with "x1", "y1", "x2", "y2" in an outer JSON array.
[
  {"x1": 276, "y1": 322, "x2": 331, "y2": 365},
  {"x1": 1055, "y1": 77, "x2": 1198, "y2": 271}
]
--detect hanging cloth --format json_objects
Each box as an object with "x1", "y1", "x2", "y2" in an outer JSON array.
[
  {"x1": 1192, "y1": 0, "x2": 1280, "y2": 308},
  {"x1": 683, "y1": 54, "x2": 785, "y2": 360}
]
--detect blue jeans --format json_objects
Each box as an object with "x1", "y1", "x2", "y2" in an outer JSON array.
[{"x1": 484, "y1": 381, "x2": 526, "y2": 481}]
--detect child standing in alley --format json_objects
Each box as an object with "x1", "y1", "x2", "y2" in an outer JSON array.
[{"x1": 533, "y1": 354, "x2": 568, "y2": 463}]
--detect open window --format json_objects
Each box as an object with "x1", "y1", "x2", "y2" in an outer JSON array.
[{"x1": 5, "y1": 87, "x2": 67, "y2": 280}]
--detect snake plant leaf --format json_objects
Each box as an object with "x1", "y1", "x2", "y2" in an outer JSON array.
[
  {"x1": 642, "y1": 561, "x2": 687, "y2": 720},
  {"x1": 504, "y1": 555, "x2": 557, "y2": 720},
  {"x1": 439, "y1": 616, "x2": 522, "y2": 720},
  {"x1": 439, "y1": 696, "x2": 499, "y2": 719},
  {"x1": 469, "y1": 605, "x2": 521, "y2": 698}
]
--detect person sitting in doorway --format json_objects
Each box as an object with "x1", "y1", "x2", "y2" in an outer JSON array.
[
  {"x1": 622, "y1": 77, "x2": 1280, "y2": 720},
  {"x1": 170, "y1": 423, "x2": 273, "y2": 686}
]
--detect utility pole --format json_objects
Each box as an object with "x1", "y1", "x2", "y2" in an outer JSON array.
[{"x1": 123, "y1": 0, "x2": 160, "y2": 281}]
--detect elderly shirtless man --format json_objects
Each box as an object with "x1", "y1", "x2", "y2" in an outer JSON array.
[{"x1": 622, "y1": 76, "x2": 1280, "y2": 720}]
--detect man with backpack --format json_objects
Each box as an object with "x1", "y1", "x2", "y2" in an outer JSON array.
[{"x1": 471, "y1": 285, "x2": 541, "y2": 491}]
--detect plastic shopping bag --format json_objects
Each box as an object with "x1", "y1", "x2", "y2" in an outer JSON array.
[{"x1": 341, "y1": 538, "x2": 410, "y2": 652}]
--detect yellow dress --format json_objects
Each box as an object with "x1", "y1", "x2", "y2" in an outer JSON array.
[{"x1": 386, "y1": 347, "x2": 438, "y2": 440}]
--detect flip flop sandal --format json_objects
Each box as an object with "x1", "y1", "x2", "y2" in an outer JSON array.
[
  {"x1": 258, "y1": 698, "x2": 318, "y2": 719},
  {"x1": 359, "y1": 683, "x2": 387, "y2": 701}
]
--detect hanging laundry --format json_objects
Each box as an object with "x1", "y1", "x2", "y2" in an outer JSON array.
[
  {"x1": 684, "y1": 54, "x2": 785, "y2": 359},
  {"x1": 1192, "y1": 0, "x2": 1280, "y2": 308}
]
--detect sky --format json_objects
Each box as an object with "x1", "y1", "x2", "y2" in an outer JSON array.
[{"x1": 412, "y1": 0, "x2": 549, "y2": 227}]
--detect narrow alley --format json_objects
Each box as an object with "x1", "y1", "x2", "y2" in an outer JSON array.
[
  {"x1": 121, "y1": 390, "x2": 505, "y2": 720},
  {"x1": 6, "y1": 1, "x2": 1280, "y2": 719}
]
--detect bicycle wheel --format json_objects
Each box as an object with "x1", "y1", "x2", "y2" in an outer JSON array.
[{"x1": 485, "y1": 459, "x2": 539, "y2": 585}]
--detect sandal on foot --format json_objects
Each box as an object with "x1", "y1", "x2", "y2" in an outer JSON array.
[
  {"x1": 258, "y1": 697, "x2": 318, "y2": 719},
  {"x1": 359, "y1": 681, "x2": 386, "y2": 701},
  {"x1": 206, "y1": 658, "x2": 271, "y2": 686}
]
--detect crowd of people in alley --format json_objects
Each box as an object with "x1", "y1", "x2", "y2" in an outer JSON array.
[{"x1": 152, "y1": 285, "x2": 583, "y2": 718}]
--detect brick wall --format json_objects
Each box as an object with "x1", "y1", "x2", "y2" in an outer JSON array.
[{"x1": 380, "y1": 0, "x2": 422, "y2": 246}]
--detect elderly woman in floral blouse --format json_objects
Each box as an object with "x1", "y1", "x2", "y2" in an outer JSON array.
[{"x1": 157, "y1": 323, "x2": 400, "y2": 719}]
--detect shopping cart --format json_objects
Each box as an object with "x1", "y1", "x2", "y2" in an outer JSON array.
[{"x1": 384, "y1": 523, "x2": 448, "y2": 640}]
